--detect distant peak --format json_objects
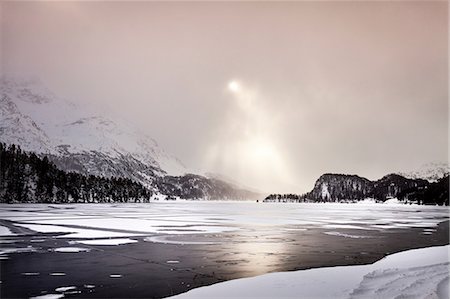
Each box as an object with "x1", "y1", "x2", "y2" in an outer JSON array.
[{"x1": 397, "y1": 162, "x2": 449, "y2": 183}]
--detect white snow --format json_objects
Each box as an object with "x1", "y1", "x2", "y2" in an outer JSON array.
[
  {"x1": 53, "y1": 247, "x2": 90, "y2": 253},
  {"x1": 321, "y1": 183, "x2": 330, "y2": 200},
  {"x1": 74, "y1": 238, "x2": 138, "y2": 245},
  {"x1": 170, "y1": 245, "x2": 450, "y2": 299},
  {"x1": 383, "y1": 197, "x2": 401, "y2": 205},
  {"x1": 55, "y1": 286, "x2": 76, "y2": 292},
  {"x1": 399, "y1": 162, "x2": 449, "y2": 182},
  {"x1": 0, "y1": 225, "x2": 14, "y2": 236}
]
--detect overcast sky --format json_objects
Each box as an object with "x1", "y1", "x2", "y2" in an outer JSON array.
[{"x1": 1, "y1": 1, "x2": 448, "y2": 193}]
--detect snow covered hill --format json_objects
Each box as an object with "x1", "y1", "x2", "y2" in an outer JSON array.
[
  {"x1": 0, "y1": 77, "x2": 185, "y2": 188},
  {"x1": 0, "y1": 77, "x2": 186, "y2": 180}
]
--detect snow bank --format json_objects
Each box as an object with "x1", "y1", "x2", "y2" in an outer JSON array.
[{"x1": 169, "y1": 245, "x2": 450, "y2": 299}]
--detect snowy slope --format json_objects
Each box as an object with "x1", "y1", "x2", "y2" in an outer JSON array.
[
  {"x1": 170, "y1": 245, "x2": 450, "y2": 299},
  {"x1": 0, "y1": 93, "x2": 53, "y2": 153},
  {"x1": 0, "y1": 77, "x2": 186, "y2": 187}
]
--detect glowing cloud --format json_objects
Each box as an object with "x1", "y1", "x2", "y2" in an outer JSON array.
[{"x1": 204, "y1": 80, "x2": 295, "y2": 193}]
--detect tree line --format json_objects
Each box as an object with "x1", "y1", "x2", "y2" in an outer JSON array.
[{"x1": 263, "y1": 193, "x2": 308, "y2": 202}]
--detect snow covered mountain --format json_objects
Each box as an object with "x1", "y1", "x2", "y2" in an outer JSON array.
[
  {"x1": 0, "y1": 77, "x2": 261, "y2": 200},
  {"x1": 0, "y1": 77, "x2": 187, "y2": 189},
  {"x1": 398, "y1": 162, "x2": 449, "y2": 183}
]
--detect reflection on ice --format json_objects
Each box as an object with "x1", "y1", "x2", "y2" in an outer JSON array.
[{"x1": 230, "y1": 238, "x2": 286, "y2": 276}]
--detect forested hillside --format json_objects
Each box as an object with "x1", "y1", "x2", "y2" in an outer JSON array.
[
  {"x1": 0, "y1": 143, "x2": 151, "y2": 203},
  {"x1": 264, "y1": 173, "x2": 449, "y2": 205}
]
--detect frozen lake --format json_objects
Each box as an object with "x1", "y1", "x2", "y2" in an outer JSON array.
[{"x1": 0, "y1": 202, "x2": 449, "y2": 298}]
